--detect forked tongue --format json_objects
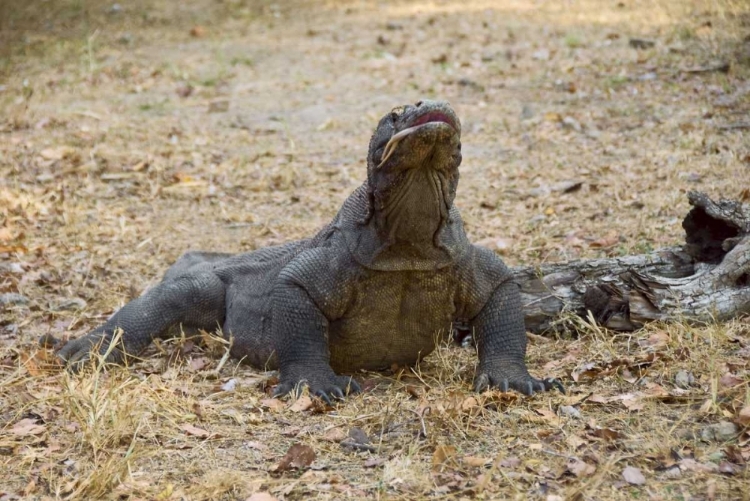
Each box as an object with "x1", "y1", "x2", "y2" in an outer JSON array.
[{"x1": 377, "y1": 125, "x2": 422, "y2": 168}]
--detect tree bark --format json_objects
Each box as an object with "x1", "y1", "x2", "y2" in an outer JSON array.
[{"x1": 509, "y1": 191, "x2": 750, "y2": 333}]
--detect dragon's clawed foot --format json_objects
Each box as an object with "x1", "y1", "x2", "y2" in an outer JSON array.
[
  {"x1": 474, "y1": 365, "x2": 564, "y2": 395},
  {"x1": 274, "y1": 371, "x2": 361, "y2": 405},
  {"x1": 55, "y1": 330, "x2": 127, "y2": 371}
]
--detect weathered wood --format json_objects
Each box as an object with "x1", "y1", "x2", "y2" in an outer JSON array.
[{"x1": 510, "y1": 191, "x2": 750, "y2": 333}]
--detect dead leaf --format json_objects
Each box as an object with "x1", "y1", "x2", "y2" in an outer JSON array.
[
  {"x1": 535, "y1": 407, "x2": 561, "y2": 426},
  {"x1": 432, "y1": 444, "x2": 458, "y2": 471},
  {"x1": 568, "y1": 458, "x2": 596, "y2": 477},
  {"x1": 290, "y1": 395, "x2": 314, "y2": 412},
  {"x1": 218, "y1": 379, "x2": 237, "y2": 392},
  {"x1": 460, "y1": 396, "x2": 479, "y2": 411},
  {"x1": 20, "y1": 351, "x2": 55, "y2": 377},
  {"x1": 245, "y1": 494, "x2": 278, "y2": 501},
  {"x1": 736, "y1": 406, "x2": 750, "y2": 427},
  {"x1": 132, "y1": 160, "x2": 149, "y2": 171},
  {"x1": 498, "y1": 456, "x2": 521, "y2": 468},
  {"x1": 589, "y1": 231, "x2": 620, "y2": 249},
  {"x1": 39, "y1": 146, "x2": 75, "y2": 160},
  {"x1": 463, "y1": 456, "x2": 491, "y2": 467},
  {"x1": 260, "y1": 398, "x2": 286, "y2": 412},
  {"x1": 566, "y1": 434, "x2": 587, "y2": 450},
  {"x1": 181, "y1": 423, "x2": 210, "y2": 439},
  {"x1": 719, "y1": 461, "x2": 738, "y2": 475},
  {"x1": 188, "y1": 357, "x2": 209, "y2": 372},
  {"x1": 272, "y1": 443, "x2": 316, "y2": 472},
  {"x1": 190, "y1": 26, "x2": 206, "y2": 37},
  {"x1": 679, "y1": 458, "x2": 719, "y2": 473},
  {"x1": 622, "y1": 465, "x2": 646, "y2": 485},
  {"x1": 618, "y1": 393, "x2": 645, "y2": 411},
  {"x1": 10, "y1": 418, "x2": 46, "y2": 436},
  {"x1": 640, "y1": 331, "x2": 669, "y2": 350},
  {"x1": 588, "y1": 426, "x2": 623, "y2": 441},
  {"x1": 0, "y1": 244, "x2": 27, "y2": 253},
  {"x1": 587, "y1": 394, "x2": 611, "y2": 404},
  {"x1": 322, "y1": 428, "x2": 347, "y2": 443},
  {"x1": 719, "y1": 373, "x2": 743, "y2": 389},
  {"x1": 403, "y1": 384, "x2": 423, "y2": 398},
  {"x1": 572, "y1": 362, "x2": 600, "y2": 382},
  {"x1": 245, "y1": 441, "x2": 268, "y2": 452},
  {"x1": 364, "y1": 457, "x2": 385, "y2": 468}
]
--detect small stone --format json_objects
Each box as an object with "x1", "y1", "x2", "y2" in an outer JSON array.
[
  {"x1": 674, "y1": 370, "x2": 694, "y2": 389},
  {"x1": 456, "y1": 78, "x2": 484, "y2": 91},
  {"x1": 629, "y1": 38, "x2": 655, "y2": 49},
  {"x1": 348, "y1": 427, "x2": 370, "y2": 445},
  {"x1": 676, "y1": 428, "x2": 697, "y2": 440},
  {"x1": 622, "y1": 465, "x2": 646, "y2": 485},
  {"x1": 118, "y1": 33, "x2": 133, "y2": 45},
  {"x1": 0, "y1": 263, "x2": 24, "y2": 274},
  {"x1": 701, "y1": 421, "x2": 738, "y2": 442},
  {"x1": 719, "y1": 461, "x2": 738, "y2": 475},
  {"x1": 562, "y1": 116, "x2": 582, "y2": 132},
  {"x1": 39, "y1": 333, "x2": 60, "y2": 348},
  {"x1": 528, "y1": 214, "x2": 547, "y2": 224},
  {"x1": 54, "y1": 298, "x2": 87, "y2": 311},
  {"x1": 559, "y1": 405, "x2": 582, "y2": 419},
  {"x1": 0, "y1": 293, "x2": 29, "y2": 306},
  {"x1": 208, "y1": 100, "x2": 229, "y2": 113},
  {"x1": 532, "y1": 48, "x2": 550, "y2": 61},
  {"x1": 683, "y1": 172, "x2": 702, "y2": 183},
  {"x1": 663, "y1": 466, "x2": 681, "y2": 479}
]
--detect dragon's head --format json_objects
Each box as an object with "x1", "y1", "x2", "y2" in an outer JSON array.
[{"x1": 365, "y1": 100, "x2": 462, "y2": 242}]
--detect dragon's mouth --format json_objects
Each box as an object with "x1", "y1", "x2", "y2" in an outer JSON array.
[
  {"x1": 410, "y1": 111, "x2": 457, "y2": 131},
  {"x1": 377, "y1": 112, "x2": 457, "y2": 168}
]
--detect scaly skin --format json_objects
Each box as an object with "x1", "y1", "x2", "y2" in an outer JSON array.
[{"x1": 57, "y1": 100, "x2": 563, "y2": 402}]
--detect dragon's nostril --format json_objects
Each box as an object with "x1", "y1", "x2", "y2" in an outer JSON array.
[{"x1": 415, "y1": 100, "x2": 423, "y2": 107}]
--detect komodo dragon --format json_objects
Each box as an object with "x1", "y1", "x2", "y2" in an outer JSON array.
[{"x1": 58, "y1": 100, "x2": 563, "y2": 402}]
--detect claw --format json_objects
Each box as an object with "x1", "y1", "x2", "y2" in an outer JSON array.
[
  {"x1": 330, "y1": 387, "x2": 345, "y2": 400},
  {"x1": 314, "y1": 390, "x2": 333, "y2": 406},
  {"x1": 526, "y1": 381, "x2": 534, "y2": 396},
  {"x1": 545, "y1": 378, "x2": 566, "y2": 393},
  {"x1": 500, "y1": 378, "x2": 509, "y2": 393},
  {"x1": 272, "y1": 382, "x2": 293, "y2": 398},
  {"x1": 474, "y1": 373, "x2": 490, "y2": 393},
  {"x1": 347, "y1": 378, "x2": 362, "y2": 394}
]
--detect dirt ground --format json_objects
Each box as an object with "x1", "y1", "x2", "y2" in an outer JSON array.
[{"x1": 1, "y1": 0, "x2": 750, "y2": 499}]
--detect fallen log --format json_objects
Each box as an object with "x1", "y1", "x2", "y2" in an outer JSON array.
[{"x1": 509, "y1": 191, "x2": 750, "y2": 332}]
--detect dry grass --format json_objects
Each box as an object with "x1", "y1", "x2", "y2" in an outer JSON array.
[{"x1": 1, "y1": 0, "x2": 750, "y2": 499}]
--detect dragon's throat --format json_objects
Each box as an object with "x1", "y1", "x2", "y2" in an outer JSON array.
[{"x1": 377, "y1": 169, "x2": 449, "y2": 246}]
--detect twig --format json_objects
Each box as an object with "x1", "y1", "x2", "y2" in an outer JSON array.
[
  {"x1": 340, "y1": 440, "x2": 378, "y2": 452},
  {"x1": 412, "y1": 407, "x2": 430, "y2": 438},
  {"x1": 542, "y1": 449, "x2": 578, "y2": 461},
  {"x1": 717, "y1": 122, "x2": 750, "y2": 131},
  {"x1": 681, "y1": 62, "x2": 730, "y2": 74}
]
